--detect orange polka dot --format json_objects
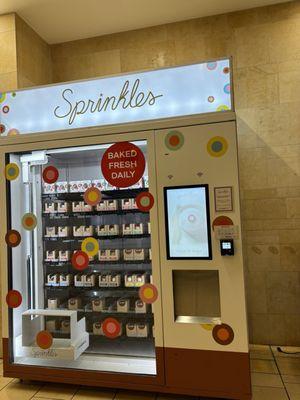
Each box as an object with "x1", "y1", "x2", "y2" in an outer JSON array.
[
  {"x1": 36, "y1": 331, "x2": 53, "y2": 349},
  {"x1": 10, "y1": 234, "x2": 18, "y2": 243},
  {"x1": 169, "y1": 135, "x2": 180, "y2": 146},
  {"x1": 217, "y1": 328, "x2": 230, "y2": 341}
]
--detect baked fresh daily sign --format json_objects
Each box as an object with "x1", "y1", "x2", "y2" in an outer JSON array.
[{"x1": 0, "y1": 59, "x2": 232, "y2": 136}]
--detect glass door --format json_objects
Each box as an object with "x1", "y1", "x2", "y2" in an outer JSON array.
[{"x1": 6, "y1": 136, "x2": 160, "y2": 376}]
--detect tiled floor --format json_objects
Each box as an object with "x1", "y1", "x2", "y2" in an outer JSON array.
[{"x1": 0, "y1": 345, "x2": 299, "y2": 399}]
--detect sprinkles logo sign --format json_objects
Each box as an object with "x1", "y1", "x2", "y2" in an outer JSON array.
[{"x1": 0, "y1": 59, "x2": 232, "y2": 136}]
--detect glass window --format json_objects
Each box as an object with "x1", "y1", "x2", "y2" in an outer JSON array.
[{"x1": 7, "y1": 140, "x2": 156, "y2": 375}]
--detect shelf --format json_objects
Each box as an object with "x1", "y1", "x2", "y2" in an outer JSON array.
[
  {"x1": 43, "y1": 209, "x2": 147, "y2": 218},
  {"x1": 45, "y1": 285, "x2": 142, "y2": 291},
  {"x1": 46, "y1": 308, "x2": 153, "y2": 317},
  {"x1": 44, "y1": 234, "x2": 150, "y2": 241},
  {"x1": 42, "y1": 188, "x2": 148, "y2": 201},
  {"x1": 44, "y1": 260, "x2": 151, "y2": 266},
  {"x1": 86, "y1": 336, "x2": 155, "y2": 358}
]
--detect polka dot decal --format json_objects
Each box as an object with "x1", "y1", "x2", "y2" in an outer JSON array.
[
  {"x1": 42, "y1": 166, "x2": 59, "y2": 184},
  {"x1": 216, "y1": 105, "x2": 230, "y2": 112},
  {"x1": 0, "y1": 93, "x2": 6, "y2": 103},
  {"x1": 6, "y1": 290, "x2": 22, "y2": 308},
  {"x1": 224, "y1": 83, "x2": 231, "y2": 94},
  {"x1": 2, "y1": 105, "x2": 9, "y2": 114},
  {"x1": 11, "y1": 92, "x2": 16, "y2": 98},
  {"x1": 207, "y1": 136, "x2": 228, "y2": 157},
  {"x1": 8, "y1": 129, "x2": 20, "y2": 136},
  {"x1": 5, "y1": 163, "x2": 19, "y2": 180},
  {"x1": 5, "y1": 230, "x2": 21, "y2": 247},
  {"x1": 81, "y1": 237, "x2": 99, "y2": 257},
  {"x1": 165, "y1": 130, "x2": 184, "y2": 151},
  {"x1": 136, "y1": 192, "x2": 154, "y2": 212},
  {"x1": 22, "y1": 213, "x2": 37, "y2": 230},
  {"x1": 207, "y1": 62, "x2": 217, "y2": 70},
  {"x1": 223, "y1": 67, "x2": 230, "y2": 74},
  {"x1": 139, "y1": 284, "x2": 158, "y2": 304},
  {"x1": 200, "y1": 324, "x2": 215, "y2": 331},
  {"x1": 208, "y1": 96, "x2": 215, "y2": 103},
  {"x1": 102, "y1": 318, "x2": 121, "y2": 339},
  {"x1": 0, "y1": 124, "x2": 5, "y2": 134},
  {"x1": 212, "y1": 323, "x2": 234, "y2": 345},
  {"x1": 212, "y1": 216, "x2": 234, "y2": 230},
  {"x1": 36, "y1": 330, "x2": 53, "y2": 349},
  {"x1": 84, "y1": 187, "x2": 102, "y2": 206},
  {"x1": 72, "y1": 250, "x2": 89, "y2": 271}
]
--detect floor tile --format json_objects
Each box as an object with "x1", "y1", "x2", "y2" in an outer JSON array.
[
  {"x1": 35, "y1": 383, "x2": 78, "y2": 400},
  {"x1": 0, "y1": 379, "x2": 41, "y2": 400},
  {"x1": 115, "y1": 390, "x2": 156, "y2": 400},
  {"x1": 0, "y1": 376, "x2": 14, "y2": 390},
  {"x1": 272, "y1": 346, "x2": 300, "y2": 359},
  {"x1": 277, "y1": 358, "x2": 300, "y2": 376},
  {"x1": 72, "y1": 388, "x2": 116, "y2": 399},
  {"x1": 250, "y1": 345, "x2": 274, "y2": 360},
  {"x1": 282, "y1": 375, "x2": 300, "y2": 384},
  {"x1": 251, "y1": 386, "x2": 288, "y2": 400},
  {"x1": 251, "y1": 372, "x2": 283, "y2": 387},
  {"x1": 157, "y1": 395, "x2": 197, "y2": 399},
  {"x1": 33, "y1": 398, "x2": 58, "y2": 400},
  {"x1": 285, "y1": 383, "x2": 300, "y2": 400},
  {"x1": 250, "y1": 359, "x2": 279, "y2": 374}
]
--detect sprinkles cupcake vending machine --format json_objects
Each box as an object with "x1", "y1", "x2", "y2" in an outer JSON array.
[{"x1": 0, "y1": 59, "x2": 251, "y2": 399}]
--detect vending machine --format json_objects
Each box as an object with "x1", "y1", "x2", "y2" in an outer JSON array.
[{"x1": 0, "y1": 59, "x2": 251, "y2": 399}]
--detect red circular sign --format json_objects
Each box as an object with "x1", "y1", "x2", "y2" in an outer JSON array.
[
  {"x1": 102, "y1": 318, "x2": 121, "y2": 339},
  {"x1": 72, "y1": 251, "x2": 89, "y2": 271},
  {"x1": 42, "y1": 166, "x2": 59, "y2": 184},
  {"x1": 6, "y1": 290, "x2": 22, "y2": 308},
  {"x1": 101, "y1": 142, "x2": 145, "y2": 188},
  {"x1": 136, "y1": 192, "x2": 154, "y2": 212}
]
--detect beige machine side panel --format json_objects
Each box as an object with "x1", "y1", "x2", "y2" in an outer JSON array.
[
  {"x1": 0, "y1": 152, "x2": 9, "y2": 342},
  {"x1": 155, "y1": 121, "x2": 249, "y2": 353}
]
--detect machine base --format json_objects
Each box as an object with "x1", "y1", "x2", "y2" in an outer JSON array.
[{"x1": 3, "y1": 339, "x2": 251, "y2": 399}]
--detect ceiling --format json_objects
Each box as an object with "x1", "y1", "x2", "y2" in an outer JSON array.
[{"x1": 0, "y1": 0, "x2": 291, "y2": 44}]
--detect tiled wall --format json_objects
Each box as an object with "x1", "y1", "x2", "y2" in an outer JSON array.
[
  {"x1": 15, "y1": 14, "x2": 52, "y2": 87},
  {"x1": 0, "y1": 13, "x2": 17, "y2": 92},
  {"x1": 0, "y1": 1, "x2": 300, "y2": 346}
]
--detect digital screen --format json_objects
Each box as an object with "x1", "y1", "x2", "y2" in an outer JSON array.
[{"x1": 164, "y1": 185, "x2": 212, "y2": 259}]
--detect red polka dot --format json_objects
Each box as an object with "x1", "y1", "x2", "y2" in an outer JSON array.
[{"x1": 169, "y1": 135, "x2": 180, "y2": 146}]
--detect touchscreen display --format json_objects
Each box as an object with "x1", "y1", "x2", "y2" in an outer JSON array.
[{"x1": 164, "y1": 185, "x2": 211, "y2": 259}]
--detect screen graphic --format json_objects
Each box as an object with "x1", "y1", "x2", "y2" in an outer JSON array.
[{"x1": 165, "y1": 186, "x2": 211, "y2": 259}]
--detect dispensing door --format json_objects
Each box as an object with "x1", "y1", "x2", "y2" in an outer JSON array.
[
  {"x1": 154, "y1": 121, "x2": 251, "y2": 398},
  {"x1": 1, "y1": 130, "x2": 165, "y2": 386}
]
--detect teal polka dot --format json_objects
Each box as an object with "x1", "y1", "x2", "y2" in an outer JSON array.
[
  {"x1": 212, "y1": 141, "x2": 223, "y2": 152},
  {"x1": 86, "y1": 242, "x2": 95, "y2": 252},
  {"x1": 8, "y1": 167, "x2": 15, "y2": 176}
]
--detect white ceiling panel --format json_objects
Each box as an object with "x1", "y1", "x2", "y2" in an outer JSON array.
[{"x1": 0, "y1": 0, "x2": 292, "y2": 44}]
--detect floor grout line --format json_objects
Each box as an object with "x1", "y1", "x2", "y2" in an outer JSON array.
[
  {"x1": 270, "y1": 346, "x2": 291, "y2": 400},
  {"x1": 70, "y1": 385, "x2": 80, "y2": 399}
]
